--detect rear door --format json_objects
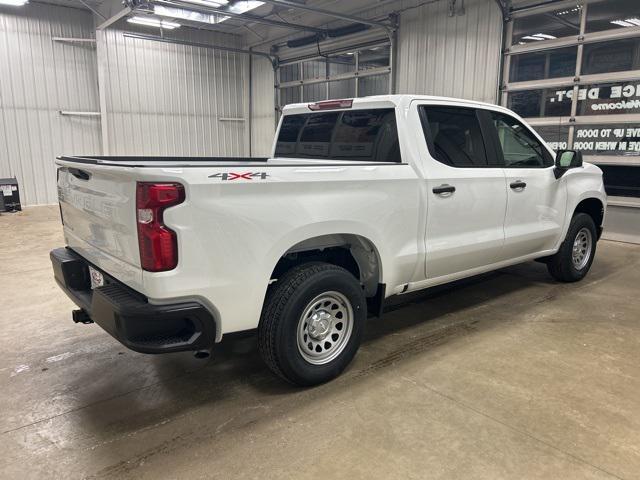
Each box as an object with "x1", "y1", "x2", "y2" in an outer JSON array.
[
  {"x1": 418, "y1": 105, "x2": 507, "y2": 280},
  {"x1": 487, "y1": 111, "x2": 567, "y2": 258}
]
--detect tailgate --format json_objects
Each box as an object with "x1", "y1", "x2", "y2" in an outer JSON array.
[{"x1": 57, "y1": 163, "x2": 143, "y2": 288}]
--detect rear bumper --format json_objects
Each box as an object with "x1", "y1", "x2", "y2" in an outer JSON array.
[{"x1": 50, "y1": 247, "x2": 215, "y2": 354}]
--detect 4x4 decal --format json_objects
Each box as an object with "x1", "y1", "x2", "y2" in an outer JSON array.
[{"x1": 209, "y1": 172, "x2": 269, "y2": 181}]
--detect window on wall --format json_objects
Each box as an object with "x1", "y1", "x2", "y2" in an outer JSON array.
[
  {"x1": 302, "y1": 84, "x2": 326, "y2": 103},
  {"x1": 359, "y1": 75, "x2": 389, "y2": 97},
  {"x1": 511, "y1": 6, "x2": 581, "y2": 45},
  {"x1": 280, "y1": 87, "x2": 300, "y2": 106},
  {"x1": 329, "y1": 79, "x2": 356, "y2": 99},
  {"x1": 302, "y1": 59, "x2": 325, "y2": 80},
  {"x1": 327, "y1": 52, "x2": 356, "y2": 76},
  {"x1": 279, "y1": 64, "x2": 299, "y2": 83},
  {"x1": 509, "y1": 47, "x2": 577, "y2": 82},
  {"x1": 277, "y1": 43, "x2": 391, "y2": 110},
  {"x1": 358, "y1": 45, "x2": 390, "y2": 70},
  {"x1": 507, "y1": 89, "x2": 572, "y2": 118},
  {"x1": 581, "y1": 38, "x2": 640, "y2": 75},
  {"x1": 533, "y1": 125, "x2": 570, "y2": 151},
  {"x1": 585, "y1": 0, "x2": 640, "y2": 33},
  {"x1": 503, "y1": 0, "x2": 640, "y2": 198}
]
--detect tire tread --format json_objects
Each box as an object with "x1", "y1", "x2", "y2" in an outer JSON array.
[
  {"x1": 547, "y1": 213, "x2": 597, "y2": 282},
  {"x1": 258, "y1": 262, "x2": 350, "y2": 384}
]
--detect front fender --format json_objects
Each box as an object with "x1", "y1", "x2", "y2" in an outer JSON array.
[{"x1": 555, "y1": 163, "x2": 607, "y2": 249}]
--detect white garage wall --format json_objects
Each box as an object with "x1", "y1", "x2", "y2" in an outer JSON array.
[
  {"x1": 0, "y1": 3, "x2": 101, "y2": 206},
  {"x1": 250, "y1": 54, "x2": 275, "y2": 157},
  {"x1": 99, "y1": 28, "x2": 249, "y2": 156},
  {"x1": 396, "y1": 0, "x2": 503, "y2": 103}
]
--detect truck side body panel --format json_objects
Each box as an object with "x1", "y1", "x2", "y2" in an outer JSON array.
[{"x1": 52, "y1": 94, "x2": 607, "y2": 344}]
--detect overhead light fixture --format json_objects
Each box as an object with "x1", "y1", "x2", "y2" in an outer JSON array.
[
  {"x1": 127, "y1": 16, "x2": 180, "y2": 29},
  {"x1": 611, "y1": 18, "x2": 640, "y2": 27},
  {"x1": 228, "y1": 1, "x2": 264, "y2": 14},
  {"x1": 556, "y1": 7, "x2": 580, "y2": 16},
  {"x1": 212, "y1": 1, "x2": 264, "y2": 23},
  {"x1": 179, "y1": 0, "x2": 229, "y2": 7},
  {"x1": 0, "y1": 0, "x2": 29, "y2": 6},
  {"x1": 521, "y1": 33, "x2": 557, "y2": 41},
  {"x1": 158, "y1": 1, "x2": 262, "y2": 25},
  {"x1": 154, "y1": 5, "x2": 229, "y2": 24}
]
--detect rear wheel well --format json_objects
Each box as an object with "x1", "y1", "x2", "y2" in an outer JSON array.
[
  {"x1": 272, "y1": 246, "x2": 360, "y2": 282},
  {"x1": 574, "y1": 198, "x2": 604, "y2": 234},
  {"x1": 270, "y1": 234, "x2": 381, "y2": 298}
]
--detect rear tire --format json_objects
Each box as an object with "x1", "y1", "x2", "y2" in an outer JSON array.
[
  {"x1": 258, "y1": 262, "x2": 366, "y2": 386},
  {"x1": 547, "y1": 213, "x2": 597, "y2": 282}
]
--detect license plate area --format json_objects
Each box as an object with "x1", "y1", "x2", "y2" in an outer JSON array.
[{"x1": 89, "y1": 266, "x2": 105, "y2": 289}]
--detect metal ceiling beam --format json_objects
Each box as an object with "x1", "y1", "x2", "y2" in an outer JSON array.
[
  {"x1": 131, "y1": 0, "x2": 326, "y2": 34},
  {"x1": 77, "y1": 0, "x2": 107, "y2": 20},
  {"x1": 97, "y1": 7, "x2": 132, "y2": 29},
  {"x1": 256, "y1": 0, "x2": 393, "y2": 30},
  {"x1": 122, "y1": 32, "x2": 277, "y2": 64}
]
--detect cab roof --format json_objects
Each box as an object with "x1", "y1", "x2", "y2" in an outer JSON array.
[{"x1": 281, "y1": 94, "x2": 514, "y2": 117}]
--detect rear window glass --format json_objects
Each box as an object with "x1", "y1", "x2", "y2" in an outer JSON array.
[
  {"x1": 274, "y1": 108, "x2": 401, "y2": 162},
  {"x1": 420, "y1": 106, "x2": 488, "y2": 167}
]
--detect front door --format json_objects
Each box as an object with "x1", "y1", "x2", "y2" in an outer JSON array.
[
  {"x1": 490, "y1": 112, "x2": 567, "y2": 258},
  {"x1": 418, "y1": 105, "x2": 508, "y2": 280}
]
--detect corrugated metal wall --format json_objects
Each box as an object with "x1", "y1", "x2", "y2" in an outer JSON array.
[
  {"x1": 100, "y1": 28, "x2": 249, "y2": 156},
  {"x1": 250, "y1": 54, "x2": 275, "y2": 157},
  {"x1": 396, "y1": 0, "x2": 502, "y2": 103},
  {"x1": 0, "y1": 3, "x2": 100, "y2": 206}
]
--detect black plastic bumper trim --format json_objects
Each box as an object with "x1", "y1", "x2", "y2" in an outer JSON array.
[{"x1": 50, "y1": 247, "x2": 216, "y2": 354}]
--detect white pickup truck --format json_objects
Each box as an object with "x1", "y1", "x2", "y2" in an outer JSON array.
[{"x1": 51, "y1": 95, "x2": 606, "y2": 385}]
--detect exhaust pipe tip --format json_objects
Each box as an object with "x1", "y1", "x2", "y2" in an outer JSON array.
[{"x1": 193, "y1": 349, "x2": 211, "y2": 360}]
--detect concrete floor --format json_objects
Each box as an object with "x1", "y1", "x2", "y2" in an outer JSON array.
[{"x1": 2, "y1": 206, "x2": 640, "y2": 480}]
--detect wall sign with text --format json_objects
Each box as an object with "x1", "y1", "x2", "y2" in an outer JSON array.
[
  {"x1": 551, "y1": 82, "x2": 640, "y2": 115},
  {"x1": 574, "y1": 125, "x2": 640, "y2": 155}
]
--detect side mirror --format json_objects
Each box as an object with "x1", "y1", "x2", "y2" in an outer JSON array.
[{"x1": 554, "y1": 150, "x2": 583, "y2": 178}]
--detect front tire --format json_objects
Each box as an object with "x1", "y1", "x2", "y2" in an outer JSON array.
[
  {"x1": 547, "y1": 213, "x2": 597, "y2": 282},
  {"x1": 258, "y1": 262, "x2": 366, "y2": 386}
]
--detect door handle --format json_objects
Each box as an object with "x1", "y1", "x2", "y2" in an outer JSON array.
[
  {"x1": 433, "y1": 184, "x2": 456, "y2": 196},
  {"x1": 68, "y1": 167, "x2": 91, "y2": 181},
  {"x1": 510, "y1": 180, "x2": 526, "y2": 190}
]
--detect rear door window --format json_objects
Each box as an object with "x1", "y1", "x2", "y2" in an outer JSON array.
[
  {"x1": 274, "y1": 108, "x2": 401, "y2": 162},
  {"x1": 419, "y1": 106, "x2": 489, "y2": 167}
]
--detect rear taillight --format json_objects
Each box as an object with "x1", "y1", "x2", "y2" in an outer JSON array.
[{"x1": 136, "y1": 182, "x2": 185, "y2": 272}]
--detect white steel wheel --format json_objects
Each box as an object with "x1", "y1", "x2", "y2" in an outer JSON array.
[
  {"x1": 572, "y1": 227, "x2": 593, "y2": 270},
  {"x1": 296, "y1": 291, "x2": 354, "y2": 365},
  {"x1": 547, "y1": 213, "x2": 597, "y2": 283},
  {"x1": 259, "y1": 262, "x2": 366, "y2": 386}
]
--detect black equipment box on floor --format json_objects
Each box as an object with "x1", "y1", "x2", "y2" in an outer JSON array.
[{"x1": 0, "y1": 178, "x2": 22, "y2": 212}]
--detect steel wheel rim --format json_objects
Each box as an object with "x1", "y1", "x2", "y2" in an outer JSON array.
[
  {"x1": 297, "y1": 291, "x2": 354, "y2": 366},
  {"x1": 572, "y1": 227, "x2": 593, "y2": 270}
]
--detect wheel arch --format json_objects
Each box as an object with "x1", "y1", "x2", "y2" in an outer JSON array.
[
  {"x1": 573, "y1": 197, "x2": 605, "y2": 236},
  {"x1": 269, "y1": 233, "x2": 383, "y2": 298}
]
